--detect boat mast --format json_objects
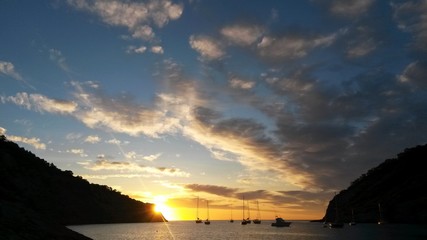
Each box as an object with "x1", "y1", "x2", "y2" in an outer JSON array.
[
  {"x1": 207, "y1": 200, "x2": 209, "y2": 220},
  {"x1": 242, "y1": 196, "x2": 245, "y2": 220}
]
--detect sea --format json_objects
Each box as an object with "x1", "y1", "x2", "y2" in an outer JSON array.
[{"x1": 68, "y1": 220, "x2": 427, "y2": 240}]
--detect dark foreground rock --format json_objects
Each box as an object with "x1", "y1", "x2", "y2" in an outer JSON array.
[
  {"x1": 322, "y1": 144, "x2": 427, "y2": 223},
  {"x1": 0, "y1": 135, "x2": 164, "y2": 239}
]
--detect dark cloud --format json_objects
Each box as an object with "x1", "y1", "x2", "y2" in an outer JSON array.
[{"x1": 185, "y1": 184, "x2": 239, "y2": 197}]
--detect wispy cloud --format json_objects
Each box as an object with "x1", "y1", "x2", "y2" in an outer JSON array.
[
  {"x1": 392, "y1": 1, "x2": 427, "y2": 51},
  {"x1": 1, "y1": 92, "x2": 77, "y2": 114},
  {"x1": 70, "y1": 81, "x2": 181, "y2": 137},
  {"x1": 1, "y1": 127, "x2": 46, "y2": 150},
  {"x1": 67, "y1": 0, "x2": 183, "y2": 52},
  {"x1": 328, "y1": 0, "x2": 375, "y2": 18},
  {"x1": 220, "y1": 24, "x2": 264, "y2": 46},
  {"x1": 67, "y1": 148, "x2": 88, "y2": 157},
  {"x1": 0, "y1": 61, "x2": 23, "y2": 80},
  {"x1": 256, "y1": 32, "x2": 337, "y2": 60},
  {"x1": 49, "y1": 49, "x2": 70, "y2": 72},
  {"x1": 84, "y1": 135, "x2": 101, "y2": 143},
  {"x1": 189, "y1": 35, "x2": 225, "y2": 60},
  {"x1": 84, "y1": 159, "x2": 190, "y2": 177}
]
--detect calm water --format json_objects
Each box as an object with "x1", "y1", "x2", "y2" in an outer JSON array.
[{"x1": 68, "y1": 221, "x2": 427, "y2": 240}]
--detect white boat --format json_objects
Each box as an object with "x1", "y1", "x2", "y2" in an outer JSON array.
[{"x1": 271, "y1": 217, "x2": 291, "y2": 227}]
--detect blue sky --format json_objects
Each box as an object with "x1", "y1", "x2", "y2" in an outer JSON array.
[{"x1": 1, "y1": 0, "x2": 427, "y2": 220}]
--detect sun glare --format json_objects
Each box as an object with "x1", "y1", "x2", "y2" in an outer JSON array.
[{"x1": 153, "y1": 196, "x2": 175, "y2": 221}]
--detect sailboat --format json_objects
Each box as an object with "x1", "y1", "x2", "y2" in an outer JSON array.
[
  {"x1": 328, "y1": 193, "x2": 344, "y2": 228},
  {"x1": 246, "y1": 200, "x2": 251, "y2": 224},
  {"x1": 241, "y1": 196, "x2": 247, "y2": 225},
  {"x1": 229, "y1": 206, "x2": 234, "y2": 223},
  {"x1": 204, "y1": 200, "x2": 211, "y2": 225},
  {"x1": 195, "y1": 196, "x2": 202, "y2": 223},
  {"x1": 253, "y1": 200, "x2": 261, "y2": 224}
]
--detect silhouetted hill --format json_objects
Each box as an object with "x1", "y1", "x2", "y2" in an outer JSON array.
[
  {"x1": 0, "y1": 135, "x2": 164, "y2": 239},
  {"x1": 322, "y1": 144, "x2": 427, "y2": 224}
]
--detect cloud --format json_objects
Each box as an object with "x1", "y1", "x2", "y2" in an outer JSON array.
[
  {"x1": 84, "y1": 135, "x2": 101, "y2": 143},
  {"x1": 49, "y1": 49, "x2": 69, "y2": 72},
  {"x1": 151, "y1": 46, "x2": 164, "y2": 54},
  {"x1": 189, "y1": 35, "x2": 225, "y2": 60},
  {"x1": 143, "y1": 153, "x2": 162, "y2": 161},
  {"x1": 220, "y1": 24, "x2": 264, "y2": 46},
  {"x1": 185, "y1": 184, "x2": 239, "y2": 197},
  {"x1": 6, "y1": 134, "x2": 46, "y2": 150},
  {"x1": 256, "y1": 32, "x2": 337, "y2": 60},
  {"x1": 392, "y1": 1, "x2": 427, "y2": 51},
  {"x1": 398, "y1": 61, "x2": 427, "y2": 89},
  {"x1": 85, "y1": 159, "x2": 190, "y2": 177},
  {"x1": 0, "y1": 61, "x2": 22, "y2": 80},
  {"x1": 127, "y1": 45, "x2": 147, "y2": 54},
  {"x1": 1, "y1": 92, "x2": 77, "y2": 114},
  {"x1": 70, "y1": 81, "x2": 181, "y2": 137},
  {"x1": 229, "y1": 77, "x2": 256, "y2": 90},
  {"x1": 328, "y1": 0, "x2": 374, "y2": 18},
  {"x1": 67, "y1": 148, "x2": 87, "y2": 157},
  {"x1": 124, "y1": 151, "x2": 161, "y2": 161},
  {"x1": 345, "y1": 26, "x2": 379, "y2": 58},
  {"x1": 67, "y1": 0, "x2": 183, "y2": 43}
]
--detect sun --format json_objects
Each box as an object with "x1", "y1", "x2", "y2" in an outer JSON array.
[{"x1": 153, "y1": 196, "x2": 175, "y2": 221}]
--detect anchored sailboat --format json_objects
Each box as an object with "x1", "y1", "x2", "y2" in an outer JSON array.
[
  {"x1": 229, "y1": 206, "x2": 234, "y2": 223},
  {"x1": 204, "y1": 200, "x2": 211, "y2": 225},
  {"x1": 253, "y1": 200, "x2": 261, "y2": 224},
  {"x1": 241, "y1": 196, "x2": 247, "y2": 225},
  {"x1": 195, "y1": 196, "x2": 202, "y2": 223},
  {"x1": 246, "y1": 200, "x2": 251, "y2": 224}
]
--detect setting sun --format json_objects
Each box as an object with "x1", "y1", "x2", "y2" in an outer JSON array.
[{"x1": 153, "y1": 196, "x2": 175, "y2": 221}]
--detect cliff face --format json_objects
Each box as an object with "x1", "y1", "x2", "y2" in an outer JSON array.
[
  {"x1": 0, "y1": 136, "x2": 164, "y2": 239},
  {"x1": 322, "y1": 144, "x2": 427, "y2": 224}
]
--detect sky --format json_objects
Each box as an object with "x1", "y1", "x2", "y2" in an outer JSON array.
[{"x1": 1, "y1": 0, "x2": 427, "y2": 221}]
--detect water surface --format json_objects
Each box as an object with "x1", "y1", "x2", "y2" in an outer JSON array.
[{"x1": 69, "y1": 221, "x2": 427, "y2": 240}]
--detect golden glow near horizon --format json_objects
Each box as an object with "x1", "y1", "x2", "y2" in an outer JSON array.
[
  {"x1": 153, "y1": 196, "x2": 176, "y2": 221},
  {"x1": 149, "y1": 195, "x2": 324, "y2": 221}
]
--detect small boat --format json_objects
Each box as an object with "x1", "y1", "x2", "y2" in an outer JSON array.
[
  {"x1": 252, "y1": 201, "x2": 261, "y2": 224},
  {"x1": 204, "y1": 200, "x2": 211, "y2": 225},
  {"x1": 229, "y1": 207, "x2": 234, "y2": 223},
  {"x1": 245, "y1": 200, "x2": 251, "y2": 223},
  {"x1": 252, "y1": 219, "x2": 261, "y2": 224},
  {"x1": 241, "y1": 196, "x2": 247, "y2": 225},
  {"x1": 271, "y1": 217, "x2": 291, "y2": 227},
  {"x1": 195, "y1": 196, "x2": 202, "y2": 223}
]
